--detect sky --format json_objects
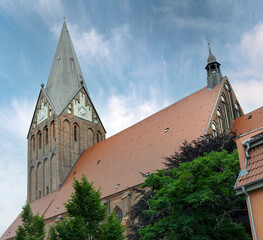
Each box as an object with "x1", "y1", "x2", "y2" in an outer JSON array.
[{"x1": 1, "y1": 0, "x2": 263, "y2": 236}]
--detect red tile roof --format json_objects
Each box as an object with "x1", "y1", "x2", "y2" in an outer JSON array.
[
  {"x1": 1, "y1": 83, "x2": 222, "y2": 239},
  {"x1": 233, "y1": 106, "x2": 263, "y2": 136},
  {"x1": 236, "y1": 145, "x2": 263, "y2": 188}
]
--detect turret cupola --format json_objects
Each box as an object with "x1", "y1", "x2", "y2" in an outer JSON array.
[{"x1": 205, "y1": 43, "x2": 222, "y2": 89}]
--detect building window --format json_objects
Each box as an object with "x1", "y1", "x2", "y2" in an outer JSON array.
[
  {"x1": 74, "y1": 125, "x2": 77, "y2": 142},
  {"x1": 225, "y1": 82, "x2": 234, "y2": 119},
  {"x1": 217, "y1": 108, "x2": 223, "y2": 133},
  {"x1": 97, "y1": 131, "x2": 101, "y2": 143},
  {"x1": 32, "y1": 136, "x2": 35, "y2": 152},
  {"x1": 39, "y1": 191, "x2": 41, "y2": 199},
  {"x1": 212, "y1": 121, "x2": 217, "y2": 138},
  {"x1": 52, "y1": 122, "x2": 55, "y2": 138},
  {"x1": 38, "y1": 132, "x2": 42, "y2": 149},
  {"x1": 221, "y1": 94, "x2": 230, "y2": 129},
  {"x1": 114, "y1": 207, "x2": 123, "y2": 220},
  {"x1": 45, "y1": 127, "x2": 48, "y2": 145},
  {"x1": 235, "y1": 102, "x2": 241, "y2": 118},
  {"x1": 46, "y1": 186, "x2": 49, "y2": 195}
]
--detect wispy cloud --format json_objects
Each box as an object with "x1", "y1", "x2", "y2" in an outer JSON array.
[
  {"x1": 0, "y1": 98, "x2": 34, "y2": 235},
  {"x1": 230, "y1": 22, "x2": 263, "y2": 113}
]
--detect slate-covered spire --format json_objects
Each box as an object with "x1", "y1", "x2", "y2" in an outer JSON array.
[
  {"x1": 45, "y1": 21, "x2": 88, "y2": 115},
  {"x1": 205, "y1": 43, "x2": 222, "y2": 89}
]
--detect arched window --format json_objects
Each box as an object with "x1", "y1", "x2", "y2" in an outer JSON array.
[
  {"x1": 221, "y1": 94, "x2": 230, "y2": 129},
  {"x1": 38, "y1": 132, "x2": 42, "y2": 149},
  {"x1": 225, "y1": 82, "x2": 234, "y2": 119},
  {"x1": 217, "y1": 108, "x2": 223, "y2": 133},
  {"x1": 52, "y1": 122, "x2": 55, "y2": 138},
  {"x1": 114, "y1": 206, "x2": 123, "y2": 220},
  {"x1": 235, "y1": 102, "x2": 241, "y2": 118},
  {"x1": 32, "y1": 135, "x2": 35, "y2": 152},
  {"x1": 46, "y1": 186, "x2": 49, "y2": 195},
  {"x1": 212, "y1": 121, "x2": 217, "y2": 138},
  {"x1": 97, "y1": 131, "x2": 101, "y2": 143},
  {"x1": 45, "y1": 127, "x2": 48, "y2": 145},
  {"x1": 74, "y1": 125, "x2": 77, "y2": 142},
  {"x1": 39, "y1": 190, "x2": 41, "y2": 199}
]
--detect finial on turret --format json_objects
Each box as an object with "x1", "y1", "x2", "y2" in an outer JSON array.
[
  {"x1": 207, "y1": 42, "x2": 216, "y2": 64},
  {"x1": 64, "y1": 16, "x2": 66, "y2": 22},
  {"x1": 41, "y1": 83, "x2": 44, "y2": 89}
]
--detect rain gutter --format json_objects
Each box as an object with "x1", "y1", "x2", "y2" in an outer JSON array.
[{"x1": 241, "y1": 186, "x2": 257, "y2": 240}]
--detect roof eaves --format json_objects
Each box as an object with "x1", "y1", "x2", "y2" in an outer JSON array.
[{"x1": 236, "y1": 177, "x2": 263, "y2": 195}]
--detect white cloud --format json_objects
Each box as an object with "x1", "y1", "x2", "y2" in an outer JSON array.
[
  {"x1": 232, "y1": 79, "x2": 263, "y2": 113},
  {"x1": 229, "y1": 23, "x2": 263, "y2": 114},
  {"x1": 102, "y1": 93, "x2": 160, "y2": 137},
  {"x1": 241, "y1": 23, "x2": 263, "y2": 66},
  {"x1": 0, "y1": 98, "x2": 34, "y2": 236}
]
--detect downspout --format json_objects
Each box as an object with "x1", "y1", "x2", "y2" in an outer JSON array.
[{"x1": 241, "y1": 186, "x2": 257, "y2": 240}]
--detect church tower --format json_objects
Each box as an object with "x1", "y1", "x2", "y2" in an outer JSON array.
[
  {"x1": 205, "y1": 43, "x2": 222, "y2": 89},
  {"x1": 27, "y1": 21, "x2": 106, "y2": 202}
]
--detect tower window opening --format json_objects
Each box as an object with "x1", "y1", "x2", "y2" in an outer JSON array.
[
  {"x1": 39, "y1": 191, "x2": 41, "y2": 199},
  {"x1": 39, "y1": 132, "x2": 42, "y2": 149},
  {"x1": 74, "y1": 125, "x2": 77, "y2": 142},
  {"x1": 52, "y1": 122, "x2": 55, "y2": 138},
  {"x1": 46, "y1": 186, "x2": 49, "y2": 195},
  {"x1": 32, "y1": 136, "x2": 35, "y2": 152},
  {"x1": 45, "y1": 127, "x2": 48, "y2": 145}
]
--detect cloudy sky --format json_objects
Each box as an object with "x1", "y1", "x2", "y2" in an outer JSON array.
[{"x1": 1, "y1": 0, "x2": 263, "y2": 235}]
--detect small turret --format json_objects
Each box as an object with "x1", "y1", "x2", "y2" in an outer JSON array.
[{"x1": 205, "y1": 43, "x2": 222, "y2": 89}]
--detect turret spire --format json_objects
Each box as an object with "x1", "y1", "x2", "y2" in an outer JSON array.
[{"x1": 205, "y1": 43, "x2": 222, "y2": 89}]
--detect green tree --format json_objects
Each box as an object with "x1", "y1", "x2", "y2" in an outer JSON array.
[
  {"x1": 49, "y1": 175, "x2": 125, "y2": 240},
  {"x1": 138, "y1": 150, "x2": 250, "y2": 240},
  {"x1": 16, "y1": 201, "x2": 45, "y2": 240}
]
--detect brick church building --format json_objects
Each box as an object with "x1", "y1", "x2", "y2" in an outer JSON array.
[{"x1": 1, "y1": 21, "x2": 243, "y2": 239}]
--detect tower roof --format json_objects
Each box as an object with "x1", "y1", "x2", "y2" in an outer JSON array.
[
  {"x1": 45, "y1": 21, "x2": 89, "y2": 115},
  {"x1": 207, "y1": 43, "x2": 217, "y2": 64}
]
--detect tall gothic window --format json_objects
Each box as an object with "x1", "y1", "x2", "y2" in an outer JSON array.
[
  {"x1": 97, "y1": 131, "x2": 101, "y2": 143},
  {"x1": 224, "y1": 82, "x2": 234, "y2": 119},
  {"x1": 221, "y1": 94, "x2": 230, "y2": 129},
  {"x1": 217, "y1": 108, "x2": 223, "y2": 133},
  {"x1": 38, "y1": 132, "x2": 42, "y2": 149},
  {"x1": 235, "y1": 101, "x2": 241, "y2": 118},
  {"x1": 212, "y1": 121, "x2": 217, "y2": 138},
  {"x1": 45, "y1": 127, "x2": 48, "y2": 145},
  {"x1": 74, "y1": 125, "x2": 77, "y2": 142},
  {"x1": 32, "y1": 135, "x2": 35, "y2": 152},
  {"x1": 52, "y1": 122, "x2": 55, "y2": 138},
  {"x1": 114, "y1": 206, "x2": 123, "y2": 220}
]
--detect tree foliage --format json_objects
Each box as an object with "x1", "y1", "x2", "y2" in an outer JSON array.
[
  {"x1": 128, "y1": 134, "x2": 251, "y2": 239},
  {"x1": 49, "y1": 175, "x2": 125, "y2": 240},
  {"x1": 16, "y1": 201, "x2": 45, "y2": 240},
  {"x1": 138, "y1": 150, "x2": 250, "y2": 239}
]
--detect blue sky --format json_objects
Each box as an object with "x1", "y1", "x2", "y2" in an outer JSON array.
[{"x1": 1, "y1": 0, "x2": 263, "y2": 235}]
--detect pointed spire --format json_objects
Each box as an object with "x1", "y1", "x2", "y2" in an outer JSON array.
[
  {"x1": 45, "y1": 21, "x2": 89, "y2": 115},
  {"x1": 207, "y1": 43, "x2": 217, "y2": 64}
]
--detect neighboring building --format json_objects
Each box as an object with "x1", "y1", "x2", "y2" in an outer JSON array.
[
  {"x1": 234, "y1": 107, "x2": 263, "y2": 240},
  {"x1": 0, "y1": 22, "x2": 243, "y2": 239}
]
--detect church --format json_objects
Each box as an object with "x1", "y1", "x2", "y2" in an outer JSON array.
[{"x1": 1, "y1": 21, "x2": 243, "y2": 239}]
